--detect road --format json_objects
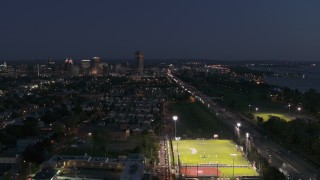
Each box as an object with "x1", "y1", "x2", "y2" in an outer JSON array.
[
  {"x1": 157, "y1": 139, "x2": 170, "y2": 180},
  {"x1": 168, "y1": 72, "x2": 319, "y2": 180}
]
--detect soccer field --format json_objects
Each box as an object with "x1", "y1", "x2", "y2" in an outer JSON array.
[
  {"x1": 173, "y1": 139, "x2": 259, "y2": 177},
  {"x1": 254, "y1": 112, "x2": 292, "y2": 122}
]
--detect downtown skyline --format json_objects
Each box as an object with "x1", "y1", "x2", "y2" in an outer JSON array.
[{"x1": 1, "y1": 0, "x2": 320, "y2": 61}]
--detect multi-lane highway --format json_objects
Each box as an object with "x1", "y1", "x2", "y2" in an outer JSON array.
[{"x1": 167, "y1": 72, "x2": 319, "y2": 180}]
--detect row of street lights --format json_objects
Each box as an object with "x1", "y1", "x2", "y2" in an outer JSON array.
[
  {"x1": 234, "y1": 122, "x2": 251, "y2": 178},
  {"x1": 250, "y1": 104, "x2": 302, "y2": 115}
]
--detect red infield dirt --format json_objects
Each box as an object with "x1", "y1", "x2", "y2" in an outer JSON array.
[{"x1": 180, "y1": 166, "x2": 221, "y2": 177}]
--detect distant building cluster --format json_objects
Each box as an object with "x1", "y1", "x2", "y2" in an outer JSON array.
[
  {"x1": 0, "y1": 51, "x2": 146, "y2": 77},
  {"x1": 0, "y1": 61, "x2": 7, "y2": 73}
]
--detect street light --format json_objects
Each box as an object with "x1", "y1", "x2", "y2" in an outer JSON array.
[
  {"x1": 246, "y1": 133, "x2": 249, "y2": 157},
  {"x1": 255, "y1": 107, "x2": 259, "y2": 113},
  {"x1": 249, "y1": 104, "x2": 251, "y2": 113},
  {"x1": 234, "y1": 123, "x2": 241, "y2": 144},
  {"x1": 172, "y1": 115, "x2": 179, "y2": 175},
  {"x1": 297, "y1": 107, "x2": 301, "y2": 115},
  {"x1": 230, "y1": 154, "x2": 237, "y2": 178},
  {"x1": 173, "y1": 115, "x2": 178, "y2": 139},
  {"x1": 236, "y1": 123, "x2": 241, "y2": 129},
  {"x1": 235, "y1": 123, "x2": 241, "y2": 144},
  {"x1": 288, "y1": 104, "x2": 291, "y2": 115}
]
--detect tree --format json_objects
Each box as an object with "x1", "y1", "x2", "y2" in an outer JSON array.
[
  {"x1": 51, "y1": 121, "x2": 66, "y2": 135},
  {"x1": 23, "y1": 143, "x2": 45, "y2": 164},
  {"x1": 41, "y1": 110, "x2": 56, "y2": 124},
  {"x1": 92, "y1": 129, "x2": 111, "y2": 157},
  {"x1": 303, "y1": 89, "x2": 320, "y2": 113},
  {"x1": 312, "y1": 138, "x2": 320, "y2": 158},
  {"x1": 23, "y1": 117, "x2": 38, "y2": 136}
]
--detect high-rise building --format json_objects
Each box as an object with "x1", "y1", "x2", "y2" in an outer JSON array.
[
  {"x1": 135, "y1": 51, "x2": 144, "y2": 73},
  {"x1": 80, "y1": 59, "x2": 90, "y2": 69},
  {"x1": 91, "y1": 57, "x2": 100, "y2": 67},
  {"x1": 80, "y1": 59, "x2": 91, "y2": 76},
  {"x1": 46, "y1": 57, "x2": 57, "y2": 77},
  {"x1": 64, "y1": 58, "x2": 73, "y2": 72},
  {"x1": 91, "y1": 57, "x2": 101, "y2": 76}
]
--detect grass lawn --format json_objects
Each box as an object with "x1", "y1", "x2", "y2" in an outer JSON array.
[
  {"x1": 173, "y1": 139, "x2": 258, "y2": 177},
  {"x1": 254, "y1": 112, "x2": 293, "y2": 122},
  {"x1": 168, "y1": 102, "x2": 232, "y2": 139},
  {"x1": 200, "y1": 86, "x2": 284, "y2": 113}
]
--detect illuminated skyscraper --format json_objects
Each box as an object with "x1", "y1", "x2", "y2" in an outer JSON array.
[
  {"x1": 64, "y1": 58, "x2": 73, "y2": 72},
  {"x1": 91, "y1": 57, "x2": 100, "y2": 67},
  {"x1": 80, "y1": 59, "x2": 91, "y2": 76},
  {"x1": 91, "y1": 57, "x2": 100, "y2": 76},
  {"x1": 80, "y1": 59, "x2": 90, "y2": 69},
  {"x1": 135, "y1": 51, "x2": 144, "y2": 73}
]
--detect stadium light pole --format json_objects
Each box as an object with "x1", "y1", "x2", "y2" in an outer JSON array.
[
  {"x1": 173, "y1": 115, "x2": 178, "y2": 139},
  {"x1": 236, "y1": 123, "x2": 241, "y2": 129},
  {"x1": 230, "y1": 154, "x2": 237, "y2": 178},
  {"x1": 246, "y1": 133, "x2": 249, "y2": 157},
  {"x1": 236, "y1": 123, "x2": 241, "y2": 144},
  {"x1": 173, "y1": 115, "x2": 179, "y2": 171}
]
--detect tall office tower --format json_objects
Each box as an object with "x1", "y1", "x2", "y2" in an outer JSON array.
[
  {"x1": 135, "y1": 51, "x2": 144, "y2": 73},
  {"x1": 91, "y1": 57, "x2": 100, "y2": 67},
  {"x1": 80, "y1": 59, "x2": 91, "y2": 75},
  {"x1": 46, "y1": 57, "x2": 55, "y2": 76},
  {"x1": 91, "y1": 57, "x2": 100, "y2": 76},
  {"x1": 64, "y1": 58, "x2": 73, "y2": 72}
]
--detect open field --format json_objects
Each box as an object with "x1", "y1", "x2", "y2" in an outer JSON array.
[
  {"x1": 199, "y1": 86, "x2": 284, "y2": 113},
  {"x1": 173, "y1": 139, "x2": 259, "y2": 177},
  {"x1": 254, "y1": 112, "x2": 293, "y2": 122},
  {"x1": 168, "y1": 102, "x2": 232, "y2": 139}
]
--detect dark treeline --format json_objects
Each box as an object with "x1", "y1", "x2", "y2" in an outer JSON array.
[{"x1": 260, "y1": 116, "x2": 320, "y2": 163}]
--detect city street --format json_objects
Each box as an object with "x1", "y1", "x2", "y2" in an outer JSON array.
[{"x1": 157, "y1": 139, "x2": 169, "y2": 180}]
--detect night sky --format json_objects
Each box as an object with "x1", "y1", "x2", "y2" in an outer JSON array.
[{"x1": 1, "y1": 0, "x2": 320, "y2": 61}]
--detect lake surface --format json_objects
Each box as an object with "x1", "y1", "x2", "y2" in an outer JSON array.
[{"x1": 252, "y1": 65, "x2": 320, "y2": 92}]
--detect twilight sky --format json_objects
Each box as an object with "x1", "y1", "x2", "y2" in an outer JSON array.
[{"x1": 1, "y1": 0, "x2": 320, "y2": 61}]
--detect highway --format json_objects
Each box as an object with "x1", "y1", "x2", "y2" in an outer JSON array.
[{"x1": 168, "y1": 72, "x2": 319, "y2": 180}]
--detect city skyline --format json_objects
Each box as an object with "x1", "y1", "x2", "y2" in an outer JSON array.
[{"x1": 1, "y1": 0, "x2": 320, "y2": 61}]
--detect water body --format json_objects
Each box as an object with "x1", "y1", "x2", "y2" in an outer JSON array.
[{"x1": 252, "y1": 65, "x2": 320, "y2": 93}]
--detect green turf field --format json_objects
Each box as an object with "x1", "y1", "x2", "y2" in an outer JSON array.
[
  {"x1": 173, "y1": 139, "x2": 259, "y2": 177},
  {"x1": 254, "y1": 112, "x2": 292, "y2": 122}
]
